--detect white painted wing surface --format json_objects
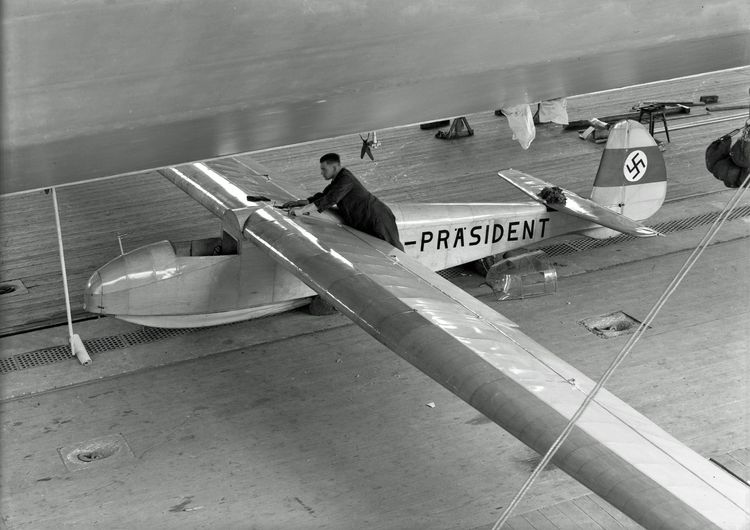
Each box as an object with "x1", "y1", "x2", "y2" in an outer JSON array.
[
  {"x1": 162, "y1": 161, "x2": 749, "y2": 529},
  {"x1": 241, "y1": 207, "x2": 748, "y2": 529},
  {"x1": 498, "y1": 169, "x2": 661, "y2": 237},
  {"x1": 159, "y1": 156, "x2": 305, "y2": 218}
]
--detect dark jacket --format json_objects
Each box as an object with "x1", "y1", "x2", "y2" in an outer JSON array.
[{"x1": 307, "y1": 168, "x2": 403, "y2": 250}]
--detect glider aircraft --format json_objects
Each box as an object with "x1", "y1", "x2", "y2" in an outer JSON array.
[{"x1": 83, "y1": 121, "x2": 750, "y2": 528}]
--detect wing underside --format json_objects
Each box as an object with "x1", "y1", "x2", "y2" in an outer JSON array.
[{"x1": 163, "y1": 158, "x2": 749, "y2": 529}]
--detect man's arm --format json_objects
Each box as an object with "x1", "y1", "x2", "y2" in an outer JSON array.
[
  {"x1": 290, "y1": 201, "x2": 319, "y2": 216},
  {"x1": 310, "y1": 172, "x2": 354, "y2": 212},
  {"x1": 281, "y1": 187, "x2": 331, "y2": 209},
  {"x1": 307, "y1": 192, "x2": 325, "y2": 203},
  {"x1": 280, "y1": 198, "x2": 309, "y2": 209},
  {"x1": 280, "y1": 186, "x2": 331, "y2": 209}
]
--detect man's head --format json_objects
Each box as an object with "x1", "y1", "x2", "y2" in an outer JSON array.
[{"x1": 319, "y1": 152, "x2": 341, "y2": 180}]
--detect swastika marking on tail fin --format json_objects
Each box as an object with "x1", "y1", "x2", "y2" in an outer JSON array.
[{"x1": 623, "y1": 150, "x2": 648, "y2": 182}]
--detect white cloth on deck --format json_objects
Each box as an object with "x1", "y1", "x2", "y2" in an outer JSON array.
[
  {"x1": 501, "y1": 103, "x2": 536, "y2": 150},
  {"x1": 538, "y1": 98, "x2": 569, "y2": 125}
]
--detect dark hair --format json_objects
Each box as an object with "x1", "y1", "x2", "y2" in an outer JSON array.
[{"x1": 319, "y1": 152, "x2": 340, "y2": 165}]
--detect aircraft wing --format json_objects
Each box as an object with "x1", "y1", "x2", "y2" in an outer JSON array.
[
  {"x1": 162, "y1": 159, "x2": 749, "y2": 529},
  {"x1": 160, "y1": 156, "x2": 306, "y2": 218},
  {"x1": 498, "y1": 169, "x2": 661, "y2": 237}
]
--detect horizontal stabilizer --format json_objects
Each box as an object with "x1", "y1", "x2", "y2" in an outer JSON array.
[{"x1": 498, "y1": 169, "x2": 661, "y2": 237}]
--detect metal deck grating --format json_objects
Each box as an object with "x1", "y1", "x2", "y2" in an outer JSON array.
[
  {"x1": 437, "y1": 267, "x2": 471, "y2": 279},
  {"x1": 13, "y1": 346, "x2": 72, "y2": 370},
  {"x1": 0, "y1": 326, "x2": 196, "y2": 374},
  {"x1": 122, "y1": 326, "x2": 192, "y2": 346},
  {"x1": 539, "y1": 204, "x2": 750, "y2": 257}
]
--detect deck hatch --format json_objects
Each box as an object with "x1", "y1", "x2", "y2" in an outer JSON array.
[
  {"x1": 579, "y1": 311, "x2": 646, "y2": 339},
  {"x1": 0, "y1": 280, "x2": 28, "y2": 297},
  {"x1": 58, "y1": 434, "x2": 135, "y2": 472}
]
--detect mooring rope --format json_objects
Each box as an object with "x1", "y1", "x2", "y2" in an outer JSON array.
[{"x1": 493, "y1": 171, "x2": 750, "y2": 529}]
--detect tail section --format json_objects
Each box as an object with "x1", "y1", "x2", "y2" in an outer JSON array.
[
  {"x1": 497, "y1": 120, "x2": 665, "y2": 240},
  {"x1": 590, "y1": 120, "x2": 667, "y2": 221},
  {"x1": 498, "y1": 169, "x2": 660, "y2": 238}
]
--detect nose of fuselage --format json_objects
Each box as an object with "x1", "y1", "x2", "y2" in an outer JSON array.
[
  {"x1": 83, "y1": 254, "x2": 131, "y2": 316},
  {"x1": 83, "y1": 270, "x2": 103, "y2": 313},
  {"x1": 82, "y1": 240, "x2": 181, "y2": 317}
]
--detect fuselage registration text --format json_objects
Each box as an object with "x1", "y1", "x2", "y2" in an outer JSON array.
[{"x1": 404, "y1": 218, "x2": 550, "y2": 251}]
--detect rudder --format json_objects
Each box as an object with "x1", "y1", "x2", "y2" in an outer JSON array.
[{"x1": 590, "y1": 120, "x2": 667, "y2": 221}]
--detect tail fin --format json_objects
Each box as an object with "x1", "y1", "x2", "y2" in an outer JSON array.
[{"x1": 590, "y1": 120, "x2": 667, "y2": 221}]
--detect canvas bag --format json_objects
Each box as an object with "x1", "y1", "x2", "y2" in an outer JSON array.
[
  {"x1": 705, "y1": 133, "x2": 749, "y2": 188},
  {"x1": 729, "y1": 122, "x2": 750, "y2": 168}
]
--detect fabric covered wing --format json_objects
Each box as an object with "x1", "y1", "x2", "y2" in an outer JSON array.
[
  {"x1": 159, "y1": 156, "x2": 306, "y2": 218},
  {"x1": 163, "y1": 162, "x2": 749, "y2": 529},
  {"x1": 241, "y1": 207, "x2": 747, "y2": 529},
  {"x1": 498, "y1": 169, "x2": 660, "y2": 237}
]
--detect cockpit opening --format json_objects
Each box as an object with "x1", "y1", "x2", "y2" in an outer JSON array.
[{"x1": 171, "y1": 231, "x2": 239, "y2": 257}]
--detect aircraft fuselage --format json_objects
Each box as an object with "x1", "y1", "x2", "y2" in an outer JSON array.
[{"x1": 84, "y1": 202, "x2": 592, "y2": 327}]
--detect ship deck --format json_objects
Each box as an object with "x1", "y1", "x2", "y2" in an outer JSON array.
[{"x1": 1, "y1": 68, "x2": 748, "y2": 529}]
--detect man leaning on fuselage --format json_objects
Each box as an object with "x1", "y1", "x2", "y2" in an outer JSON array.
[{"x1": 282, "y1": 153, "x2": 404, "y2": 251}]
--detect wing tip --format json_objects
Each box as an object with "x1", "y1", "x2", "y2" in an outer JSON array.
[{"x1": 635, "y1": 226, "x2": 663, "y2": 237}]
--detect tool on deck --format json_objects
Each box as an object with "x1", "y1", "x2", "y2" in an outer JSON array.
[
  {"x1": 435, "y1": 116, "x2": 474, "y2": 139},
  {"x1": 566, "y1": 102, "x2": 689, "y2": 131},
  {"x1": 574, "y1": 100, "x2": 695, "y2": 144},
  {"x1": 359, "y1": 132, "x2": 378, "y2": 160}
]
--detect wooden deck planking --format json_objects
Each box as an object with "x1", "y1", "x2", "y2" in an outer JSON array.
[
  {"x1": 505, "y1": 516, "x2": 538, "y2": 530},
  {"x1": 571, "y1": 496, "x2": 626, "y2": 529},
  {"x1": 1, "y1": 68, "x2": 748, "y2": 335},
  {"x1": 504, "y1": 492, "x2": 644, "y2": 529},
  {"x1": 587, "y1": 495, "x2": 642, "y2": 528},
  {"x1": 550, "y1": 497, "x2": 607, "y2": 529},
  {"x1": 518, "y1": 510, "x2": 557, "y2": 529},
  {"x1": 533, "y1": 503, "x2": 589, "y2": 529}
]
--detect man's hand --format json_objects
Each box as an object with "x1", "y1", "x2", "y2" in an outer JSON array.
[
  {"x1": 289, "y1": 202, "x2": 318, "y2": 217},
  {"x1": 280, "y1": 199, "x2": 308, "y2": 209}
]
